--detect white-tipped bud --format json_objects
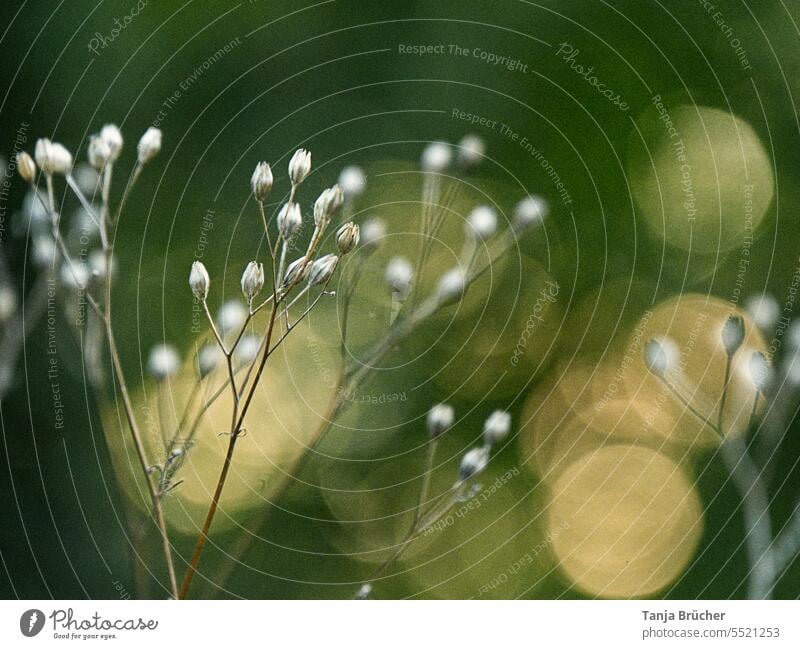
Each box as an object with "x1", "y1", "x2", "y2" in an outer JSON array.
[
  {"x1": 250, "y1": 161, "x2": 273, "y2": 202},
  {"x1": 466, "y1": 205, "x2": 497, "y2": 240},
  {"x1": 338, "y1": 165, "x2": 366, "y2": 199},
  {"x1": 483, "y1": 410, "x2": 511, "y2": 446},
  {"x1": 235, "y1": 334, "x2": 261, "y2": 365},
  {"x1": 457, "y1": 134, "x2": 485, "y2": 171},
  {"x1": 513, "y1": 196, "x2": 549, "y2": 230},
  {"x1": 189, "y1": 261, "x2": 210, "y2": 301},
  {"x1": 16, "y1": 151, "x2": 36, "y2": 183},
  {"x1": 314, "y1": 185, "x2": 345, "y2": 225},
  {"x1": 745, "y1": 294, "x2": 780, "y2": 331},
  {"x1": 421, "y1": 141, "x2": 452, "y2": 173},
  {"x1": 217, "y1": 300, "x2": 247, "y2": 334},
  {"x1": 360, "y1": 218, "x2": 386, "y2": 251},
  {"x1": 721, "y1": 315, "x2": 745, "y2": 356},
  {"x1": 426, "y1": 403, "x2": 454, "y2": 438},
  {"x1": 35, "y1": 138, "x2": 73, "y2": 175},
  {"x1": 137, "y1": 127, "x2": 162, "y2": 164},
  {"x1": 459, "y1": 446, "x2": 489, "y2": 482},
  {"x1": 197, "y1": 343, "x2": 221, "y2": 378},
  {"x1": 385, "y1": 256, "x2": 413, "y2": 297},
  {"x1": 100, "y1": 124, "x2": 123, "y2": 162},
  {"x1": 241, "y1": 261, "x2": 265, "y2": 301},
  {"x1": 437, "y1": 268, "x2": 467, "y2": 305},
  {"x1": 336, "y1": 222, "x2": 360, "y2": 254},
  {"x1": 308, "y1": 254, "x2": 339, "y2": 286},
  {"x1": 87, "y1": 135, "x2": 112, "y2": 170},
  {"x1": 749, "y1": 351, "x2": 771, "y2": 392},
  {"x1": 277, "y1": 202, "x2": 302, "y2": 240},
  {"x1": 289, "y1": 148, "x2": 312, "y2": 185},
  {"x1": 644, "y1": 337, "x2": 678, "y2": 376},
  {"x1": 147, "y1": 344, "x2": 180, "y2": 381},
  {"x1": 282, "y1": 257, "x2": 309, "y2": 287}
]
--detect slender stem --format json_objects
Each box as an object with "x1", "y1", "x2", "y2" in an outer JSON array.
[{"x1": 719, "y1": 354, "x2": 732, "y2": 431}]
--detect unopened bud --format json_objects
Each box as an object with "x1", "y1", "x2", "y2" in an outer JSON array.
[
  {"x1": 217, "y1": 300, "x2": 247, "y2": 334},
  {"x1": 277, "y1": 202, "x2": 302, "y2": 239},
  {"x1": 241, "y1": 261, "x2": 265, "y2": 301},
  {"x1": 483, "y1": 410, "x2": 511, "y2": 446},
  {"x1": 513, "y1": 196, "x2": 549, "y2": 230},
  {"x1": 360, "y1": 218, "x2": 386, "y2": 251},
  {"x1": 745, "y1": 294, "x2": 780, "y2": 331},
  {"x1": 426, "y1": 403, "x2": 454, "y2": 438},
  {"x1": 88, "y1": 135, "x2": 112, "y2": 170},
  {"x1": 308, "y1": 254, "x2": 338, "y2": 286},
  {"x1": 314, "y1": 185, "x2": 344, "y2": 225},
  {"x1": 16, "y1": 152, "x2": 36, "y2": 183},
  {"x1": 189, "y1": 261, "x2": 210, "y2": 301},
  {"x1": 289, "y1": 148, "x2": 312, "y2": 185},
  {"x1": 35, "y1": 138, "x2": 73, "y2": 175},
  {"x1": 336, "y1": 222, "x2": 360, "y2": 254},
  {"x1": 466, "y1": 205, "x2": 497, "y2": 240},
  {"x1": 282, "y1": 257, "x2": 309, "y2": 287},
  {"x1": 137, "y1": 127, "x2": 162, "y2": 164},
  {"x1": 644, "y1": 338, "x2": 677, "y2": 376},
  {"x1": 338, "y1": 165, "x2": 367, "y2": 199},
  {"x1": 385, "y1": 257, "x2": 413, "y2": 297},
  {"x1": 251, "y1": 161, "x2": 273, "y2": 202},
  {"x1": 459, "y1": 446, "x2": 489, "y2": 482},
  {"x1": 421, "y1": 141, "x2": 452, "y2": 173},
  {"x1": 457, "y1": 134, "x2": 485, "y2": 172},
  {"x1": 100, "y1": 124, "x2": 123, "y2": 162},
  {"x1": 721, "y1": 315, "x2": 745, "y2": 356},
  {"x1": 147, "y1": 344, "x2": 180, "y2": 381}
]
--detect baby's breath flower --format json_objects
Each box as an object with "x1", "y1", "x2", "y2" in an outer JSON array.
[
  {"x1": 217, "y1": 300, "x2": 247, "y2": 334},
  {"x1": 16, "y1": 152, "x2": 36, "y2": 183},
  {"x1": 282, "y1": 257, "x2": 309, "y2": 287},
  {"x1": 360, "y1": 218, "x2": 386, "y2": 251},
  {"x1": 426, "y1": 403, "x2": 454, "y2": 438},
  {"x1": 35, "y1": 138, "x2": 73, "y2": 175},
  {"x1": 137, "y1": 127, "x2": 162, "y2": 164},
  {"x1": 88, "y1": 135, "x2": 112, "y2": 170},
  {"x1": 457, "y1": 134, "x2": 485, "y2": 171},
  {"x1": 483, "y1": 410, "x2": 511, "y2": 446},
  {"x1": 308, "y1": 254, "x2": 338, "y2": 286},
  {"x1": 437, "y1": 268, "x2": 467, "y2": 305},
  {"x1": 421, "y1": 141, "x2": 452, "y2": 173},
  {"x1": 289, "y1": 148, "x2": 311, "y2": 185},
  {"x1": 314, "y1": 185, "x2": 344, "y2": 226},
  {"x1": 277, "y1": 202, "x2": 302, "y2": 240},
  {"x1": 336, "y1": 222, "x2": 360, "y2": 254},
  {"x1": 513, "y1": 196, "x2": 549, "y2": 231},
  {"x1": 749, "y1": 351, "x2": 771, "y2": 392},
  {"x1": 250, "y1": 161, "x2": 273, "y2": 202},
  {"x1": 189, "y1": 261, "x2": 210, "y2": 301},
  {"x1": 100, "y1": 124, "x2": 123, "y2": 161},
  {"x1": 197, "y1": 343, "x2": 221, "y2": 378},
  {"x1": 459, "y1": 446, "x2": 489, "y2": 482},
  {"x1": 338, "y1": 165, "x2": 366, "y2": 199},
  {"x1": 385, "y1": 256, "x2": 413, "y2": 297},
  {"x1": 241, "y1": 261, "x2": 265, "y2": 302},
  {"x1": 147, "y1": 344, "x2": 180, "y2": 381},
  {"x1": 721, "y1": 315, "x2": 745, "y2": 356},
  {"x1": 466, "y1": 205, "x2": 497, "y2": 240}
]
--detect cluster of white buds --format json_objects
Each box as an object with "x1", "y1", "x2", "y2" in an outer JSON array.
[
  {"x1": 137, "y1": 127, "x2": 162, "y2": 165},
  {"x1": 251, "y1": 161, "x2": 273, "y2": 202},
  {"x1": 314, "y1": 184, "x2": 344, "y2": 226},
  {"x1": 289, "y1": 148, "x2": 312, "y2": 185},
  {"x1": 308, "y1": 254, "x2": 339, "y2": 286},
  {"x1": 277, "y1": 202, "x2": 302, "y2": 240},
  {"x1": 483, "y1": 410, "x2": 511, "y2": 446},
  {"x1": 336, "y1": 222, "x2": 360, "y2": 254},
  {"x1": 466, "y1": 205, "x2": 498, "y2": 241},
  {"x1": 721, "y1": 314, "x2": 745, "y2": 356},
  {"x1": 360, "y1": 218, "x2": 385, "y2": 252},
  {"x1": 385, "y1": 256, "x2": 413, "y2": 298},
  {"x1": 241, "y1": 261, "x2": 265, "y2": 302},
  {"x1": 457, "y1": 134, "x2": 485, "y2": 172},
  {"x1": 147, "y1": 344, "x2": 180, "y2": 381},
  {"x1": 513, "y1": 195, "x2": 549, "y2": 231},
  {"x1": 34, "y1": 138, "x2": 73, "y2": 175},
  {"x1": 338, "y1": 165, "x2": 367, "y2": 200},
  {"x1": 421, "y1": 141, "x2": 452, "y2": 173},
  {"x1": 189, "y1": 261, "x2": 210, "y2": 301},
  {"x1": 426, "y1": 403, "x2": 454, "y2": 438}
]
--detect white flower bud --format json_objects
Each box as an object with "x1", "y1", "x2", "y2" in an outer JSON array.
[
  {"x1": 385, "y1": 257, "x2": 413, "y2": 297},
  {"x1": 308, "y1": 254, "x2": 338, "y2": 286},
  {"x1": 88, "y1": 249, "x2": 112, "y2": 280},
  {"x1": 217, "y1": 300, "x2": 247, "y2": 334},
  {"x1": 466, "y1": 205, "x2": 497, "y2": 240},
  {"x1": 338, "y1": 165, "x2": 366, "y2": 199},
  {"x1": 426, "y1": 403, "x2": 454, "y2": 438},
  {"x1": 87, "y1": 135, "x2": 112, "y2": 170},
  {"x1": 137, "y1": 127, "x2": 162, "y2": 164},
  {"x1": 289, "y1": 148, "x2": 311, "y2": 185},
  {"x1": 189, "y1": 261, "x2": 210, "y2": 301},
  {"x1": 457, "y1": 134, "x2": 485, "y2": 171},
  {"x1": 513, "y1": 196, "x2": 549, "y2": 230},
  {"x1": 250, "y1": 161, "x2": 273, "y2": 202},
  {"x1": 240, "y1": 261, "x2": 265, "y2": 301},
  {"x1": 745, "y1": 294, "x2": 780, "y2": 331},
  {"x1": 644, "y1": 337, "x2": 678, "y2": 376},
  {"x1": 749, "y1": 351, "x2": 771, "y2": 392},
  {"x1": 483, "y1": 410, "x2": 511, "y2": 446},
  {"x1": 314, "y1": 185, "x2": 345, "y2": 225},
  {"x1": 277, "y1": 202, "x2": 302, "y2": 240},
  {"x1": 437, "y1": 268, "x2": 467, "y2": 305},
  {"x1": 459, "y1": 446, "x2": 489, "y2": 482},
  {"x1": 721, "y1": 315, "x2": 745, "y2": 356},
  {"x1": 235, "y1": 334, "x2": 261, "y2": 365},
  {"x1": 16, "y1": 151, "x2": 36, "y2": 183},
  {"x1": 100, "y1": 124, "x2": 123, "y2": 162},
  {"x1": 147, "y1": 344, "x2": 180, "y2": 381},
  {"x1": 421, "y1": 141, "x2": 452, "y2": 173},
  {"x1": 336, "y1": 222, "x2": 360, "y2": 254},
  {"x1": 197, "y1": 343, "x2": 221, "y2": 378},
  {"x1": 282, "y1": 257, "x2": 309, "y2": 287},
  {"x1": 360, "y1": 218, "x2": 386, "y2": 251},
  {"x1": 35, "y1": 138, "x2": 73, "y2": 175}
]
